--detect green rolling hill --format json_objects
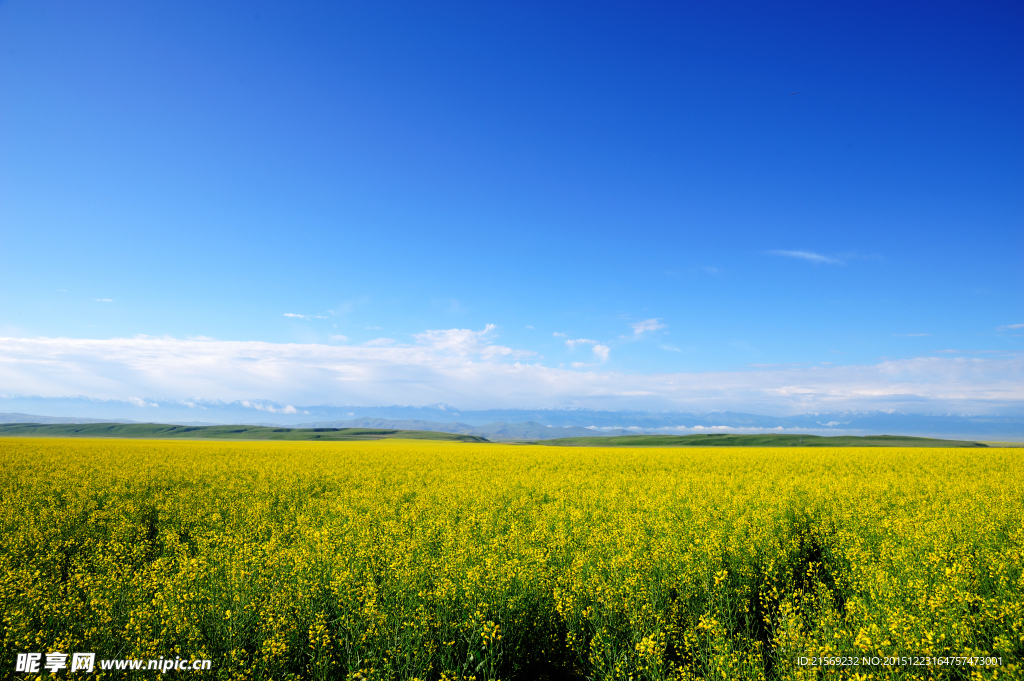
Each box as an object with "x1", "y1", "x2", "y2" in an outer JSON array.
[
  {"x1": 531, "y1": 433, "x2": 988, "y2": 447},
  {"x1": 0, "y1": 424, "x2": 997, "y2": 447},
  {"x1": 0, "y1": 423, "x2": 489, "y2": 443}
]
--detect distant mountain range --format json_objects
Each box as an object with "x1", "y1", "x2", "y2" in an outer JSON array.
[
  {"x1": 294, "y1": 418, "x2": 637, "y2": 441},
  {"x1": 1, "y1": 396, "x2": 1022, "y2": 440}
]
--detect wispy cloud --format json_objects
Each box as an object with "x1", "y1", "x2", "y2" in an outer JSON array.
[
  {"x1": 330, "y1": 335, "x2": 348, "y2": 342},
  {"x1": 769, "y1": 250, "x2": 843, "y2": 265},
  {"x1": 414, "y1": 324, "x2": 534, "y2": 360},
  {"x1": 283, "y1": 313, "x2": 327, "y2": 320},
  {"x1": 565, "y1": 338, "x2": 597, "y2": 350},
  {"x1": 552, "y1": 337, "x2": 612, "y2": 363},
  {"x1": 630, "y1": 318, "x2": 666, "y2": 334},
  {"x1": 94, "y1": 298, "x2": 114, "y2": 303},
  {"x1": 0, "y1": 335, "x2": 1020, "y2": 413},
  {"x1": 552, "y1": 332, "x2": 567, "y2": 338},
  {"x1": 999, "y1": 323, "x2": 1024, "y2": 330}
]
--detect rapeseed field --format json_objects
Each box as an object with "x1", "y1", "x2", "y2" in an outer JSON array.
[{"x1": 1, "y1": 438, "x2": 1021, "y2": 680}]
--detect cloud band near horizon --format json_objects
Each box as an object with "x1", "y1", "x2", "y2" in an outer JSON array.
[{"x1": 0, "y1": 332, "x2": 1021, "y2": 414}]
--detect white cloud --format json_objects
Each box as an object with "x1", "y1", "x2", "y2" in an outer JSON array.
[
  {"x1": 362, "y1": 338, "x2": 396, "y2": 347},
  {"x1": 563, "y1": 341, "x2": 611, "y2": 368},
  {"x1": 769, "y1": 250, "x2": 842, "y2": 265},
  {"x1": 1000, "y1": 324, "x2": 1024, "y2": 330},
  {"x1": 283, "y1": 313, "x2": 326, "y2": 320},
  {"x1": 239, "y1": 400, "x2": 297, "y2": 414},
  {"x1": 631, "y1": 318, "x2": 666, "y2": 334},
  {"x1": 415, "y1": 324, "x2": 534, "y2": 360},
  {"x1": 94, "y1": 298, "x2": 114, "y2": 303},
  {"x1": 552, "y1": 332, "x2": 567, "y2": 337},
  {"x1": 565, "y1": 338, "x2": 597, "y2": 350},
  {"x1": 127, "y1": 396, "x2": 158, "y2": 407},
  {"x1": 0, "y1": 335, "x2": 1020, "y2": 413}
]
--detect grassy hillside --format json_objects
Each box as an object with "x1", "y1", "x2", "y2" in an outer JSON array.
[
  {"x1": 0, "y1": 422, "x2": 489, "y2": 443},
  {"x1": 534, "y1": 432, "x2": 988, "y2": 447},
  {"x1": 0, "y1": 424, "x2": 996, "y2": 447},
  {"x1": 296, "y1": 419, "x2": 635, "y2": 440}
]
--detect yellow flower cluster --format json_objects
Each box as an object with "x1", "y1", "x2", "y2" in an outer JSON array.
[{"x1": 1, "y1": 438, "x2": 1021, "y2": 680}]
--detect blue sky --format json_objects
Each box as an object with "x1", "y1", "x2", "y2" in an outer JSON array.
[{"x1": 1, "y1": 0, "x2": 1021, "y2": 413}]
